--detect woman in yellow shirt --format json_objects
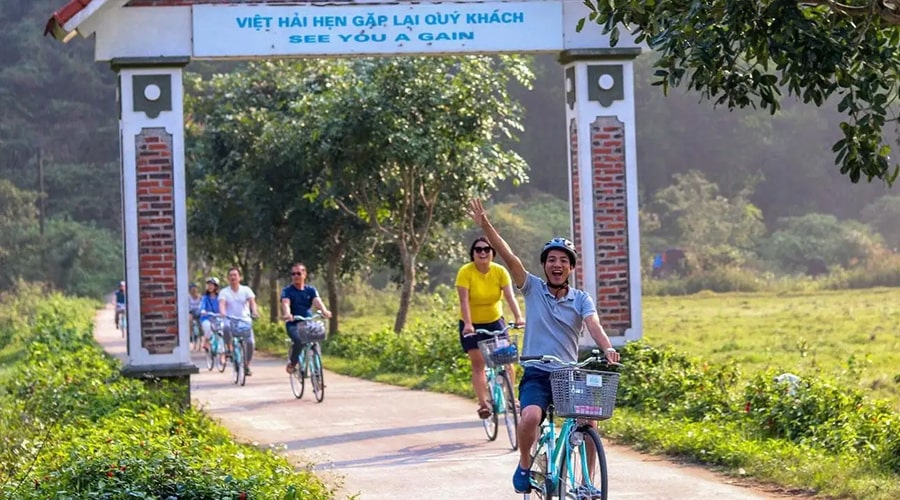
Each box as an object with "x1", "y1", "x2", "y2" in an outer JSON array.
[{"x1": 456, "y1": 236, "x2": 525, "y2": 419}]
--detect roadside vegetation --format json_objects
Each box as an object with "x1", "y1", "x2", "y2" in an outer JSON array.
[{"x1": 0, "y1": 283, "x2": 333, "y2": 499}]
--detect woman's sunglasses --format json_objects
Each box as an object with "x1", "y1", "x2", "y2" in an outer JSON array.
[{"x1": 473, "y1": 246, "x2": 492, "y2": 254}]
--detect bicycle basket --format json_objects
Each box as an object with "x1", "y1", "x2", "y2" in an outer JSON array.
[
  {"x1": 296, "y1": 320, "x2": 326, "y2": 343},
  {"x1": 209, "y1": 316, "x2": 225, "y2": 333},
  {"x1": 228, "y1": 318, "x2": 253, "y2": 338},
  {"x1": 549, "y1": 368, "x2": 619, "y2": 420},
  {"x1": 477, "y1": 334, "x2": 519, "y2": 368}
]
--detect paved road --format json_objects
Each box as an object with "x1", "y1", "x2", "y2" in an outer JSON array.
[{"x1": 95, "y1": 306, "x2": 794, "y2": 499}]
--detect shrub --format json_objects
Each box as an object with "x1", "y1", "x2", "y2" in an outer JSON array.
[
  {"x1": 743, "y1": 370, "x2": 900, "y2": 459},
  {"x1": 759, "y1": 213, "x2": 881, "y2": 274},
  {"x1": 616, "y1": 341, "x2": 739, "y2": 420},
  {"x1": 643, "y1": 267, "x2": 766, "y2": 295},
  {"x1": 823, "y1": 253, "x2": 900, "y2": 289},
  {"x1": 328, "y1": 311, "x2": 472, "y2": 393},
  {"x1": 0, "y1": 292, "x2": 333, "y2": 499}
]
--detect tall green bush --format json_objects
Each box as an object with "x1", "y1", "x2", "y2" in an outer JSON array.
[{"x1": 0, "y1": 293, "x2": 332, "y2": 499}]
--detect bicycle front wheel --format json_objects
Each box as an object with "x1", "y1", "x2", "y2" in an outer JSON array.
[
  {"x1": 310, "y1": 346, "x2": 324, "y2": 403},
  {"x1": 499, "y1": 369, "x2": 519, "y2": 450},
  {"x1": 482, "y1": 371, "x2": 499, "y2": 441},
  {"x1": 233, "y1": 346, "x2": 245, "y2": 385},
  {"x1": 205, "y1": 340, "x2": 214, "y2": 371},
  {"x1": 215, "y1": 338, "x2": 227, "y2": 373},
  {"x1": 529, "y1": 437, "x2": 551, "y2": 499},
  {"x1": 559, "y1": 425, "x2": 607, "y2": 500}
]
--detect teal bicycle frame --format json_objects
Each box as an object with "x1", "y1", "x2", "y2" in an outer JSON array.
[{"x1": 530, "y1": 414, "x2": 595, "y2": 497}]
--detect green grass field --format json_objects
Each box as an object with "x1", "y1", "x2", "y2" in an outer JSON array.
[
  {"x1": 337, "y1": 285, "x2": 900, "y2": 407},
  {"x1": 643, "y1": 287, "x2": 900, "y2": 407}
]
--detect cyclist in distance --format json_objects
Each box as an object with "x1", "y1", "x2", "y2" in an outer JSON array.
[
  {"x1": 468, "y1": 199, "x2": 620, "y2": 494},
  {"x1": 199, "y1": 277, "x2": 221, "y2": 350},
  {"x1": 218, "y1": 267, "x2": 260, "y2": 375},
  {"x1": 188, "y1": 282, "x2": 202, "y2": 340},
  {"x1": 281, "y1": 263, "x2": 332, "y2": 374},
  {"x1": 113, "y1": 281, "x2": 126, "y2": 330},
  {"x1": 456, "y1": 235, "x2": 525, "y2": 419}
]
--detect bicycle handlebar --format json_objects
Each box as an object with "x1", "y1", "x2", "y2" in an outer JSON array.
[
  {"x1": 470, "y1": 323, "x2": 523, "y2": 337},
  {"x1": 291, "y1": 312, "x2": 324, "y2": 322},
  {"x1": 520, "y1": 349, "x2": 622, "y2": 368},
  {"x1": 223, "y1": 315, "x2": 254, "y2": 324}
]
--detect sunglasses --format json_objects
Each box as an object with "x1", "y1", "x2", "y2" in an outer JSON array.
[
  {"x1": 290, "y1": 271, "x2": 306, "y2": 276},
  {"x1": 473, "y1": 246, "x2": 493, "y2": 254}
]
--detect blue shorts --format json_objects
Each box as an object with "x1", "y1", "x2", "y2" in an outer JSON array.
[
  {"x1": 458, "y1": 318, "x2": 506, "y2": 353},
  {"x1": 518, "y1": 367, "x2": 553, "y2": 421}
]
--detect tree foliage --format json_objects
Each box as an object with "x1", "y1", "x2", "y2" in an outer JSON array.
[
  {"x1": 186, "y1": 61, "x2": 376, "y2": 328},
  {"x1": 0, "y1": 179, "x2": 121, "y2": 296},
  {"x1": 859, "y1": 194, "x2": 900, "y2": 249},
  {"x1": 760, "y1": 212, "x2": 881, "y2": 272},
  {"x1": 643, "y1": 170, "x2": 765, "y2": 270},
  {"x1": 310, "y1": 56, "x2": 532, "y2": 332},
  {"x1": 584, "y1": 0, "x2": 900, "y2": 184}
]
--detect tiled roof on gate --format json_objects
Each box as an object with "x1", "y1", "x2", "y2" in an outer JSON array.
[{"x1": 44, "y1": 0, "x2": 94, "y2": 39}]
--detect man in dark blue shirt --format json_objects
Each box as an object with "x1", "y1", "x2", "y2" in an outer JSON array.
[
  {"x1": 114, "y1": 281, "x2": 126, "y2": 330},
  {"x1": 281, "y1": 263, "x2": 332, "y2": 373}
]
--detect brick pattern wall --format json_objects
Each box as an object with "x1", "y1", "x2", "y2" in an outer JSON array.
[
  {"x1": 591, "y1": 116, "x2": 630, "y2": 336},
  {"x1": 569, "y1": 118, "x2": 582, "y2": 285},
  {"x1": 136, "y1": 128, "x2": 179, "y2": 354}
]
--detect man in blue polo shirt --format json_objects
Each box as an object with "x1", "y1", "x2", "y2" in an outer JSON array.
[
  {"x1": 281, "y1": 262, "x2": 332, "y2": 374},
  {"x1": 469, "y1": 199, "x2": 620, "y2": 496}
]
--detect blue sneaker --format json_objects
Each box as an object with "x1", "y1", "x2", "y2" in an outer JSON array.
[
  {"x1": 574, "y1": 484, "x2": 603, "y2": 499},
  {"x1": 512, "y1": 464, "x2": 531, "y2": 493}
]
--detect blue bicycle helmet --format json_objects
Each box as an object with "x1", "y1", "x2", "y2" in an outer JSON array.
[{"x1": 540, "y1": 237, "x2": 577, "y2": 266}]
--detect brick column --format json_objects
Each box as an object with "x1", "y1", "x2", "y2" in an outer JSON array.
[
  {"x1": 561, "y1": 49, "x2": 643, "y2": 346},
  {"x1": 112, "y1": 57, "x2": 197, "y2": 401},
  {"x1": 136, "y1": 128, "x2": 179, "y2": 354}
]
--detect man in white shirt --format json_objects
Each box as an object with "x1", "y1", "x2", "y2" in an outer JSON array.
[{"x1": 218, "y1": 267, "x2": 260, "y2": 375}]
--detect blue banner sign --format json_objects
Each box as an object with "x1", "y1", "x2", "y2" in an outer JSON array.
[{"x1": 193, "y1": 2, "x2": 564, "y2": 57}]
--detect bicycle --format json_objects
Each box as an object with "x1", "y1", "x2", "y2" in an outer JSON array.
[
  {"x1": 520, "y1": 350, "x2": 621, "y2": 500},
  {"x1": 474, "y1": 324, "x2": 522, "y2": 449},
  {"x1": 225, "y1": 315, "x2": 253, "y2": 386},
  {"x1": 116, "y1": 304, "x2": 126, "y2": 337},
  {"x1": 286, "y1": 313, "x2": 326, "y2": 402},
  {"x1": 204, "y1": 316, "x2": 227, "y2": 373},
  {"x1": 190, "y1": 313, "x2": 203, "y2": 351}
]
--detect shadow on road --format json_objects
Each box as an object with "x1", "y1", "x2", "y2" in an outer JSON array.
[
  {"x1": 319, "y1": 441, "x2": 486, "y2": 469},
  {"x1": 284, "y1": 420, "x2": 482, "y2": 450}
]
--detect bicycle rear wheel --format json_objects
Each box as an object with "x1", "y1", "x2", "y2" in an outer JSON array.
[
  {"x1": 498, "y1": 369, "x2": 519, "y2": 450},
  {"x1": 290, "y1": 345, "x2": 305, "y2": 399},
  {"x1": 559, "y1": 425, "x2": 607, "y2": 500},
  {"x1": 482, "y1": 371, "x2": 499, "y2": 441},
  {"x1": 191, "y1": 321, "x2": 201, "y2": 351},
  {"x1": 310, "y1": 346, "x2": 324, "y2": 403}
]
